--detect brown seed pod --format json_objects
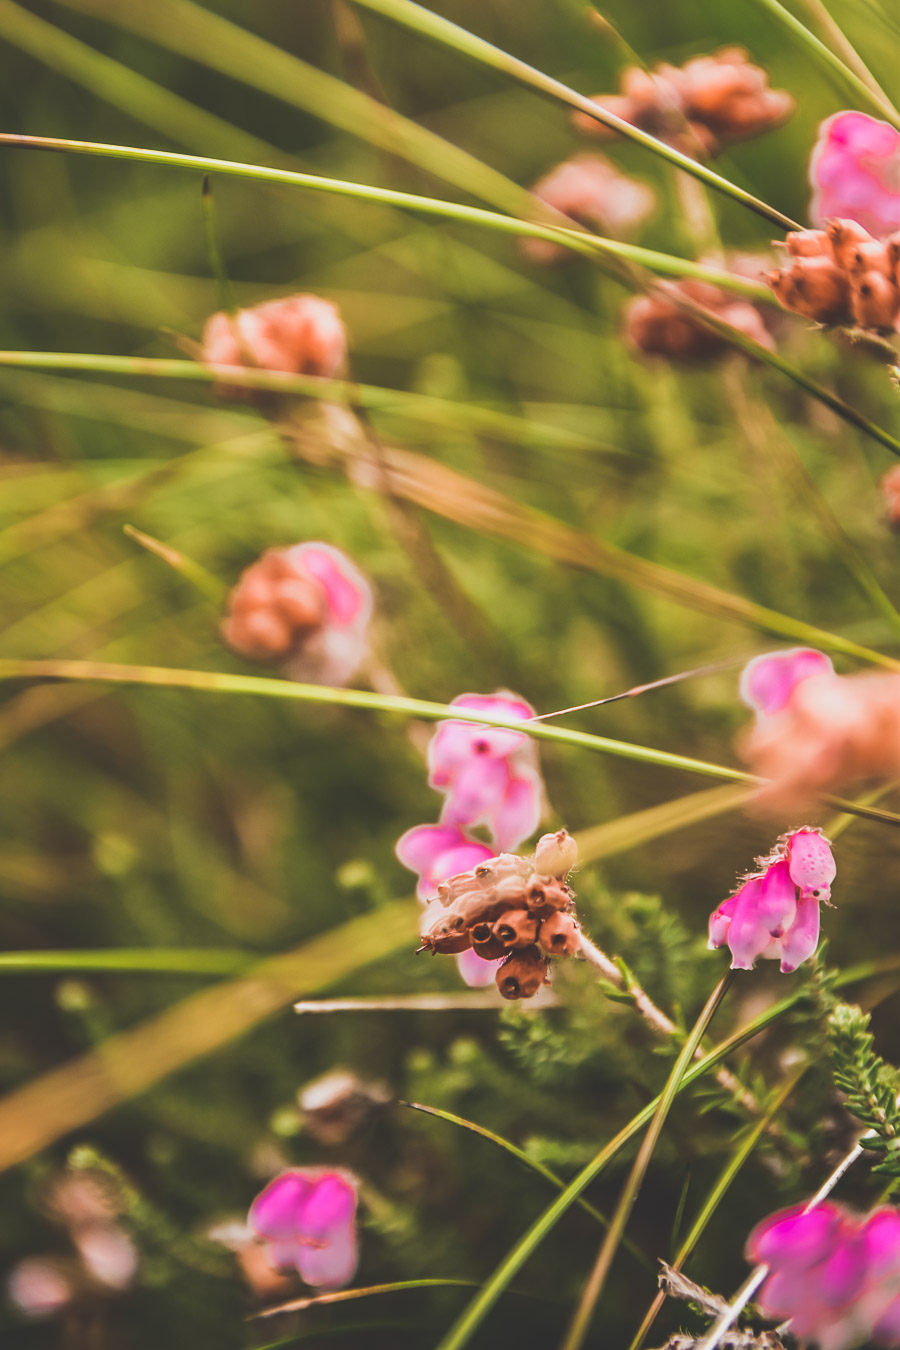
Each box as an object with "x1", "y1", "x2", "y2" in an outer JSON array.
[
  {"x1": 470, "y1": 924, "x2": 508, "y2": 961},
  {"x1": 538, "y1": 911, "x2": 581, "y2": 956},
  {"x1": 525, "y1": 875, "x2": 572, "y2": 913},
  {"x1": 844, "y1": 240, "x2": 893, "y2": 278},
  {"x1": 493, "y1": 910, "x2": 540, "y2": 949},
  {"x1": 849, "y1": 272, "x2": 900, "y2": 331},
  {"x1": 781, "y1": 229, "x2": 831, "y2": 258},
  {"x1": 495, "y1": 948, "x2": 551, "y2": 1000}
]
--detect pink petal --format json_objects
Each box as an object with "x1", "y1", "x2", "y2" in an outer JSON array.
[
  {"x1": 249, "y1": 1172, "x2": 314, "y2": 1239},
  {"x1": 456, "y1": 947, "x2": 503, "y2": 988},
  {"x1": 821, "y1": 1233, "x2": 869, "y2": 1307},
  {"x1": 746, "y1": 1203, "x2": 843, "y2": 1269},
  {"x1": 754, "y1": 859, "x2": 798, "y2": 937},
  {"x1": 439, "y1": 757, "x2": 511, "y2": 830},
  {"x1": 740, "y1": 648, "x2": 834, "y2": 717},
  {"x1": 453, "y1": 692, "x2": 535, "y2": 723},
  {"x1": 290, "y1": 543, "x2": 371, "y2": 628},
  {"x1": 872, "y1": 1295, "x2": 900, "y2": 1345},
  {"x1": 298, "y1": 1173, "x2": 357, "y2": 1239},
  {"x1": 865, "y1": 1210, "x2": 900, "y2": 1278},
  {"x1": 724, "y1": 876, "x2": 771, "y2": 970},
  {"x1": 395, "y1": 824, "x2": 466, "y2": 875},
  {"x1": 708, "y1": 893, "x2": 739, "y2": 949},
  {"x1": 295, "y1": 1218, "x2": 358, "y2": 1288},
  {"x1": 787, "y1": 828, "x2": 837, "y2": 901},
  {"x1": 779, "y1": 892, "x2": 821, "y2": 973},
  {"x1": 809, "y1": 111, "x2": 900, "y2": 237},
  {"x1": 488, "y1": 770, "x2": 543, "y2": 853}
]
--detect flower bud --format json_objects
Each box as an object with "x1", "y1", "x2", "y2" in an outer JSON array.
[
  {"x1": 525, "y1": 876, "x2": 572, "y2": 913},
  {"x1": 538, "y1": 912, "x2": 581, "y2": 956},
  {"x1": 843, "y1": 239, "x2": 893, "y2": 277},
  {"x1": 827, "y1": 218, "x2": 877, "y2": 270},
  {"x1": 495, "y1": 948, "x2": 550, "y2": 1000},
  {"x1": 493, "y1": 910, "x2": 540, "y2": 949},
  {"x1": 201, "y1": 294, "x2": 347, "y2": 397},
  {"x1": 533, "y1": 829, "x2": 578, "y2": 877},
  {"x1": 881, "y1": 465, "x2": 900, "y2": 532},
  {"x1": 768, "y1": 258, "x2": 850, "y2": 324}
]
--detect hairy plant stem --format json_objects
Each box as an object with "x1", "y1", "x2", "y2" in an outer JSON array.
[
  {"x1": 696, "y1": 1136, "x2": 871, "y2": 1350},
  {"x1": 578, "y1": 935, "x2": 765, "y2": 1119}
]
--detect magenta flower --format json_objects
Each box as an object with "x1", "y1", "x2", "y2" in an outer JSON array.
[
  {"x1": 248, "y1": 1169, "x2": 358, "y2": 1289},
  {"x1": 281, "y1": 543, "x2": 372, "y2": 688},
  {"x1": 740, "y1": 647, "x2": 835, "y2": 717},
  {"x1": 746, "y1": 1203, "x2": 900, "y2": 1350},
  {"x1": 427, "y1": 692, "x2": 543, "y2": 852},
  {"x1": 810, "y1": 111, "x2": 900, "y2": 238},
  {"x1": 708, "y1": 828, "x2": 835, "y2": 972},
  {"x1": 395, "y1": 822, "x2": 494, "y2": 902}
]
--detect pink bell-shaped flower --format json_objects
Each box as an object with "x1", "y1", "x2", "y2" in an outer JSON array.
[
  {"x1": 248, "y1": 1169, "x2": 358, "y2": 1289},
  {"x1": 740, "y1": 647, "x2": 835, "y2": 717},
  {"x1": 810, "y1": 111, "x2": 900, "y2": 238}
]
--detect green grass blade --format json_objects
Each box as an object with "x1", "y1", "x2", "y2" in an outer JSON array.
[
  {"x1": 628, "y1": 1063, "x2": 807, "y2": 1350},
  {"x1": 0, "y1": 657, "x2": 898, "y2": 826},
  {"x1": 747, "y1": 0, "x2": 900, "y2": 125},
  {"x1": 431, "y1": 959, "x2": 900, "y2": 1350},
  {"x1": 0, "y1": 949, "x2": 250, "y2": 974},
  {"x1": 0, "y1": 142, "x2": 781, "y2": 294},
  {"x1": 122, "y1": 524, "x2": 227, "y2": 604},
  {"x1": 0, "y1": 900, "x2": 415, "y2": 1172},
  {"x1": 347, "y1": 0, "x2": 799, "y2": 231},
  {"x1": 0, "y1": 0, "x2": 276, "y2": 161},
  {"x1": 51, "y1": 0, "x2": 541, "y2": 219},
  {"x1": 558, "y1": 972, "x2": 734, "y2": 1350}
]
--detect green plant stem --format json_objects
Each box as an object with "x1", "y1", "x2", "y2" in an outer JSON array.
[
  {"x1": 254, "y1": 1279, "x2": 482, "y2": 1320},
  {"x1": 0, "y1": 656, "x2": 897, "y2": 826},
  {"x1": 122, "y1": 524, "x2": 227, "y2": 603},
  {"x1": 0, "y1": 948, "x2": 250, "y2": 974},
  {"x1": 347, "y1": 0, "x2": 799, "y2": 230},
  {"x1": 628, "y1": 1063, "x2": 808, "y2": 1350},
  {"x1": 0, "y1": 139, "x2": 779, "y2": 296},
  {"x1": 557, "y1": 973, "x2": 734, "y2": 1350}
]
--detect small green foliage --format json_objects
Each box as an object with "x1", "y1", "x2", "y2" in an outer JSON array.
[{"x1": 828, "y1": 1003, "x2": 900, "y2": 1175}]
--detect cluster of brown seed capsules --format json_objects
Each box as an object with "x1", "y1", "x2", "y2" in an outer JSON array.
[
  {"x1": 768, "y1": 219, "x2": 900, "y2": 332},
  {"x1": 418, "y1": 830, "x2": 581, "y2": 1000}
]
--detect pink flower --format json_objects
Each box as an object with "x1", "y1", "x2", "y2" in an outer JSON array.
[
  {"x1": 427, "y1": 692, "x2": 544, "y2": 852},
  {"x1": 248, "y1": 1169, "x2": 358, "y2": 1289},
  {"x1": 222, "y1": 542, "x2": 372, "y2": 687},
  {"x1": 708, "y1": 829, "x2": 835, "y2": 972},
  {"x1": 455, "y1": 945, "x2": 503, "y2": 988},
  {"x1": 395, "y1": 823, "x2": 494, "y2": 902},
  {"x1": 201, "y1": 294, "x2": 347, "y2": 395},
  {"x1": 740, "y1": 647, "x2": 835, "y2": 717},
  {"x1": 810, "y1": 111, "x2": 900, "y2": 238},
  {"x1": 746, "y1": 1203, "x2": 900, "y2": 1350},
  {"x1": 523, "y1": 154, "x2": 656, "y2": 264}
]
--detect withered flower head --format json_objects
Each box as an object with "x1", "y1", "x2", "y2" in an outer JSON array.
[{"x1": 418, "y1": 831, "x2": 582, "y2": 999}]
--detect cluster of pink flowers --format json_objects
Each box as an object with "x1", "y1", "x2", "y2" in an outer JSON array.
[
  {"x1": 201, "y1": 293, "x2": 347, "y2": 394},
  {"x1": 747, "y1": 1202, "x2": 900, "y2": 1349},
  {"x1": 708, "y1": 827, "x2": 836, "y2": 972},
  {"x1": 810, "y1": 112, "x2": 900, "y2": 240},
  {"x1": 222, "y1": 542, "x2": 372, "y2": 688},
  {"x1": 523, "y1": 154, "x2": 656, "y2": 264},
  {"x1": 737, "y1": 647, "x2": 900, "y2": 813},
  {"x1": 248, "y1": 1169, "x2": 358, "y2": 1290},
  {"x1": 396, "y1": 691, "x2": 545, "y2": 987}
]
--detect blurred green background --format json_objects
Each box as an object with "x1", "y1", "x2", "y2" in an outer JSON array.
[{"x1": 2, "y1": 1, "x2": 900, "y2": 1346}]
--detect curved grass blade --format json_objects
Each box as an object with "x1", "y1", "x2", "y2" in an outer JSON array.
[
  {"x1": 0, "y1": 142, "x2": 780, "y2": 296},
  {"x1": 0, "y1": 657, "x2": 899, "y2": 826},
  {"x1": 50, "y1": 0, "x2": 540, "y2": 220},
  {"x1": 431, "y1": 958, "x2": 900, "y2": 1350},
  {"x1": 558, "y1": 973, "x2": 734, "y2": 1350},
  {"x1": 628, "y1": 1062, "x2": 807, "y2": 1350},
  {"x1": 747, "y1": 0, "x2": 900, "y2": 125},
  {"x1": 399, "y1": 1101, "x2": 642, "y2": 1253},
  {"x1": 254, "y1": 1279, "x2": 480, "y2": 1321},
  {"x1": 0, "y1": 899, "x2": 415, "y2": 1173},
  {"x1": 122, "y1": 524, "x2": 226, "y2": 604},
  {"x1": 347, "y1": 0, "x2": 798, "y2": 231}
]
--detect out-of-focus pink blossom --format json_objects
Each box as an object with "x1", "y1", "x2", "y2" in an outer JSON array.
[
  {"x1": 740, "y1": 666, "x2": 900, "y2": 813},
  {"x1": 74, "y1": 1226, "x2": 138, "y2": 1291},
  {"x1": 740, "y1": 647, "x2": 835, "y2": 716},
  {"x1": 395, "y1": 823, "x2": 493, "y2": 902},
  {"x1": 201, "y1": 294, "x2": 347, "y2": 396},
  {"x1": 223, "y1": 542, "x2": 372, "y2": 687},
  {"x1": 455, "y1": 945, "x2": 503, "y2": 988},
  {"x1": 708, "y1": 829, "x2": 835, "y2": 972},
  {"x1": 810, "y1": 112, "x2": 900, "y2": 239},
  {"x1": 7, "y1": 1259, "x2": 72, "y2": 1318},
  {"x1": 746, "y1": 1203, "x2": 900, "y2": 1350},
  {"x1": 523, "y1": 154, "x2": 655, "y2": 264},
  {"x1": 428, "y1": 692, "x2": 543, "y2": 852},
  {"x1": 248, "y1": 1169, "x2": 358, "y2": 1289}
]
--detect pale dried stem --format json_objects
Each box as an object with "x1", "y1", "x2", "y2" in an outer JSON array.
[{"x1": 577, "y1": 933, "x2": 763, "y2": 1119}]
